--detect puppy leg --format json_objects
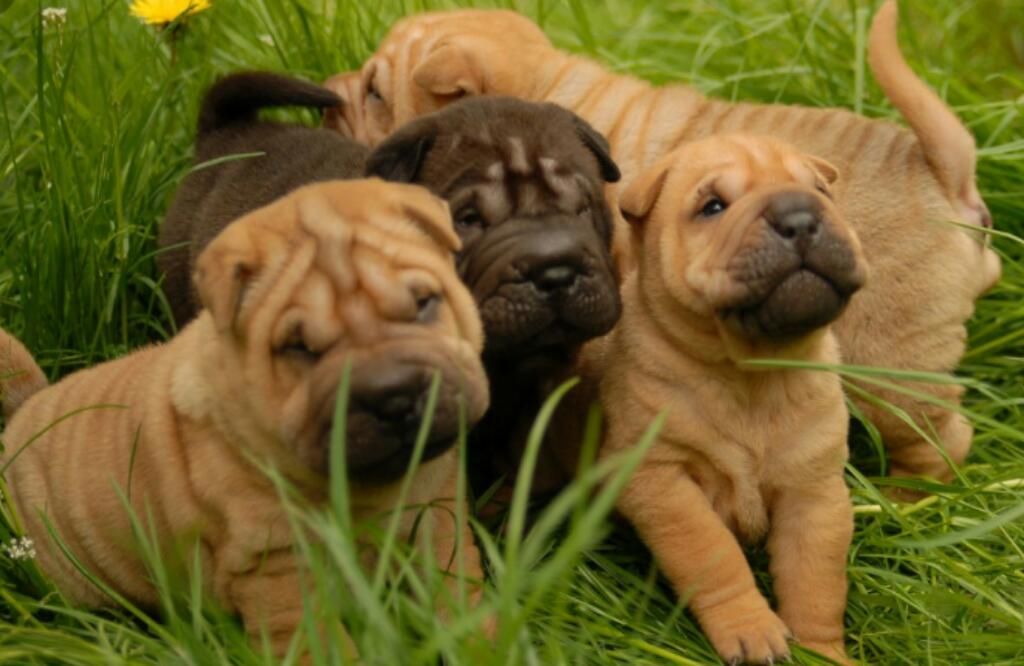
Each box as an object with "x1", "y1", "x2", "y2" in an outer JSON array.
[
  {"x1": 857, "y1": 381, "x2": 971, "y2": 488},
  {"x1": 767, "y1": 475, "x2": 853, "y2": 665},
  {"x1": 228, "y1": 551, "x2": 357, "y2": 659},
  {"x1": 887, "y1": 405, "x2": 972, "y2": 482},
  {"x1": 619, "y1": 464, "x2": 791, "y2": 664}
]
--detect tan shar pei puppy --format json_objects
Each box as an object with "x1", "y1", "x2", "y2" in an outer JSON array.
[
  {"x1": 0, "y1": 180, "x2": 489, "y2": 655},
  {"x1": 328, "y1": 0, "x2": 1002, "y2": 485},
  {"x1": 556, "y1": 134, "x2": 867, "y2": 664}
]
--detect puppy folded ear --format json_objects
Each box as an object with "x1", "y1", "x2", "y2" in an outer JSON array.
[
  {"x1": 194, "y1": 229, "x2": 259, "y2": 334},
  {"x1": 619, "y1": 157, "x2": 672, "y2": 224},
  {"x1": 365, "y1": 123, "x2": 437, "y2": 183},
  {"x1": 807, "y1": 155, "x2": 840, "y2": 186},
  {"x1": 400, "y1": 193, "x2": 462, "y2": 253},
  {"x1": 412, "y1": 40, "x2": 485, "y2": 97},
  {"x1": 572, "y1": 115, "x2": 621, "y2": 183}
]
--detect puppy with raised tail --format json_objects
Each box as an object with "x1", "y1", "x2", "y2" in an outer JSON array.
[
  {"x1": 1, "y1": 180, "x2": 489, "y2": 655},
  {"x1": 564, "y1": 135, "x2": 866, "y2": 664},
  {"x1": 159, "y1": 71, "x2": 369, "y2": 327},
  {"x1": 336, "y1": 0, "x2": 1001, "y2": 485}
]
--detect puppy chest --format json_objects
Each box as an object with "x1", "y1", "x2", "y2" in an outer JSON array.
[
  {"x1": 684, "y1": 455, "x2": 771, "y2": 544},
  {"x1": 672, "y1": 410, "x2": 815, "y2": 544},
  {"x1": 685, "y1": 400, "x2": 844, "y2": 544}
]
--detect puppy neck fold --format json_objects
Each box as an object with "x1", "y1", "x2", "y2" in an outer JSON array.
[{"x1": 627, "y1": 271, "x2": 838, "y2": 372}]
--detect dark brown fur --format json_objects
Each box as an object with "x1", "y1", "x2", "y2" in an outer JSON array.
[
  {"x1": 158, "y1": 71, "x2": 369, "y2": 326},
  {"x1": 365, "y1": 96, "x2": 622, "y2": 495}
]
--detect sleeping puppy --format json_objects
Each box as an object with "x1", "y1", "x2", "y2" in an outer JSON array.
[
  {"x1": 560, "y1": 135, "x2": 865, "y2": 664},
  {"x1": 363, "y1": 96, "x2": 623, "y2": 491},
  {"x1": 1, "y1": 180, "x2": 489, "y2": 656},
  {"x1": 333, "y1": 0, "x2": 1003, "y2": 486},
  {"x1": 159, "y1": 71, "x2": 369, "y2": 327}
]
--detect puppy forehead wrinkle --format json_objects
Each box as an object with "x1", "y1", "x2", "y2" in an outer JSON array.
[
  {"x1": 342, "y1": 291, "x2": 381, "y2": 346},
  {"x1": 505, "y1": 137, "x2": 532, "y2": 175},
  {"x1": 297, "y1": 194, "x2": 356, "y2": 292},
  {"x1": 353, "y1": 246, "x2": 410, "y2": 321},
  {"x1": 478, "y1": 180, "x2": 510, "y2": 221},
  {"x1": 742, "y1": 140, "x2": 769, "y2": 168},
  {"x1": 783, "y1": 155, "x2": 816, "y2": 185},
  {"x1": 486, "y1": 161, "x2": 505, "y2": 181},
  {"x1": 538, "y1": 157, "x2": 574, "y2": 200},
  {"x1": 287, "y1": 272, "x2": 344, "y2": 342},
  {"x1": 378, "y1": 56, "x2": 394, "y2": 95},
  {"x1": 718, "y1": 169, "x2": 750, "y2": 201},
  {"x1": 406, "y1": 31, "x2": 435, "y2": 74},
  {"x1": 353, "y1": 223, "x2": 456, "y2": 281}
]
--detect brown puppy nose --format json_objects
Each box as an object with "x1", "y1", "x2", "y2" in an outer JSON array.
[
  {"x1": 764, "y1": 192, "x2": 822, "y2": 251},
  {"x1": 520, "y1": 228, "x2": 589, "y2": 291},
  {"x1": 358, "y1": 364, "x2": 427, "y2": 422}
]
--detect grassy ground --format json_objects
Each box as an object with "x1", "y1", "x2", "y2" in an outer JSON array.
[{"x1": 1, "y1": 0, "x2": 1023, "y2": 664}]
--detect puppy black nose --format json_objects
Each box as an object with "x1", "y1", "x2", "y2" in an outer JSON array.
[
  {"x1": 770, "y1": 209, "x2": 819, "y2": 240},
  {"x1": 358, "y1": 365, "x2": 426, "y2": 422},
  {"x1": 532, "y1": 263, "x2": 579, "y2": 291},
  {"x1": 764, "y1": 192, "x2": 822, "y2": 250}
]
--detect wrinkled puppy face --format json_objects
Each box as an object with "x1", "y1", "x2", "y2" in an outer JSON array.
[
  {"x1": 366, "y1": 97, "x2": 623, "y2": 363},
  {"x1": 351, "y1": 10, "x2": 551, "y2": 144},
  {"x1": 620, "y1": 136, "x2": 867, "y2": 343},
  {"x1": 194, "y1": 180, "x2": 489, "y2": 483}
]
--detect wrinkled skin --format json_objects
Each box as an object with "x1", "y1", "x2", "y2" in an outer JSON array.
[{"x1": 360, "y1": 96, "x2": 624, "y2": 492}]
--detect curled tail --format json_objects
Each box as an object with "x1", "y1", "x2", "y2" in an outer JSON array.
[
  {"x1": 197, "y1": 71, "x2": 342, "y2": 135},
  {"x1": 868, "y1": 0, "x2": 990, "y2": 228},
  {"x1": 0, "y1": 330, "x2": 47, "y2": 421}
]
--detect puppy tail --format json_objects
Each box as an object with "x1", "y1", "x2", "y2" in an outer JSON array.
[
  {"x1": 0, "y1": 329, "x2": 47, "y2": 421},
  {"x1": 868, "y1": 1, "x2": 990, "y2": 228},
  {"x1": 197, "y1": 71, "x2": 342, "y2": 135}
]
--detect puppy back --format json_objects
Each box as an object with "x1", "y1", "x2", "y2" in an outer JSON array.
[{"x1": 197, "y1": 71, "x2": 341, "y2": 135}]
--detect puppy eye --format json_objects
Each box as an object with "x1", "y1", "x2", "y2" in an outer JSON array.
[
  {"x1": 815, "y1": 183, "x2": 833, "y2": 199},
  {"x1": 699, "y1": 197, "x2": 728, "y2": 218},
  {"x1": 275, "y1": 330, "x2": 321, "y2": 362},
  {"x1": 416, "y1": 293, "x2": 443, "y2": 323},
  {"x1": 455, "y1": 208, "x2": 485, "y2": 230}
]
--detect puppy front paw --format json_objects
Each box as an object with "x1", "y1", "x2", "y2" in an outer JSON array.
[
  {"x1": 697, "y1": 591, "x2": 792, "y2": 664},
  {"x1": 799, "y1": 640, "x2": 851, "y2": 665}
]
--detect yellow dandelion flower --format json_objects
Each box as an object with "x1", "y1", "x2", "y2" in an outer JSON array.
[{"x1": 130, "y1": 0, "x2": 211, "y2": 26}]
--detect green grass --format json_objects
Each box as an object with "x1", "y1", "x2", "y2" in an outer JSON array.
[{"x1": 1, "y1": 0, "x2": 1023, "y2": 664}]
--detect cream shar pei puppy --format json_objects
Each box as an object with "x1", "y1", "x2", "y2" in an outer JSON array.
[
  {"x1": 557, "y1": 134, "x2": 867, "y2": 664},
  {"x1": 0, "y1": 180, "x2": 489, "y2": 655}
]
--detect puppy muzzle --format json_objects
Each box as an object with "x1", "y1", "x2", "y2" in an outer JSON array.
[
  {"x1": 719, "y1": 191, "x2": 865, "y2": 341},
  {"x1": 299, "y1": 346, "x2": 488, "y2": 484},
  {"x1": 460, "y1": 219, "x2": 622, "y2": 358}
]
